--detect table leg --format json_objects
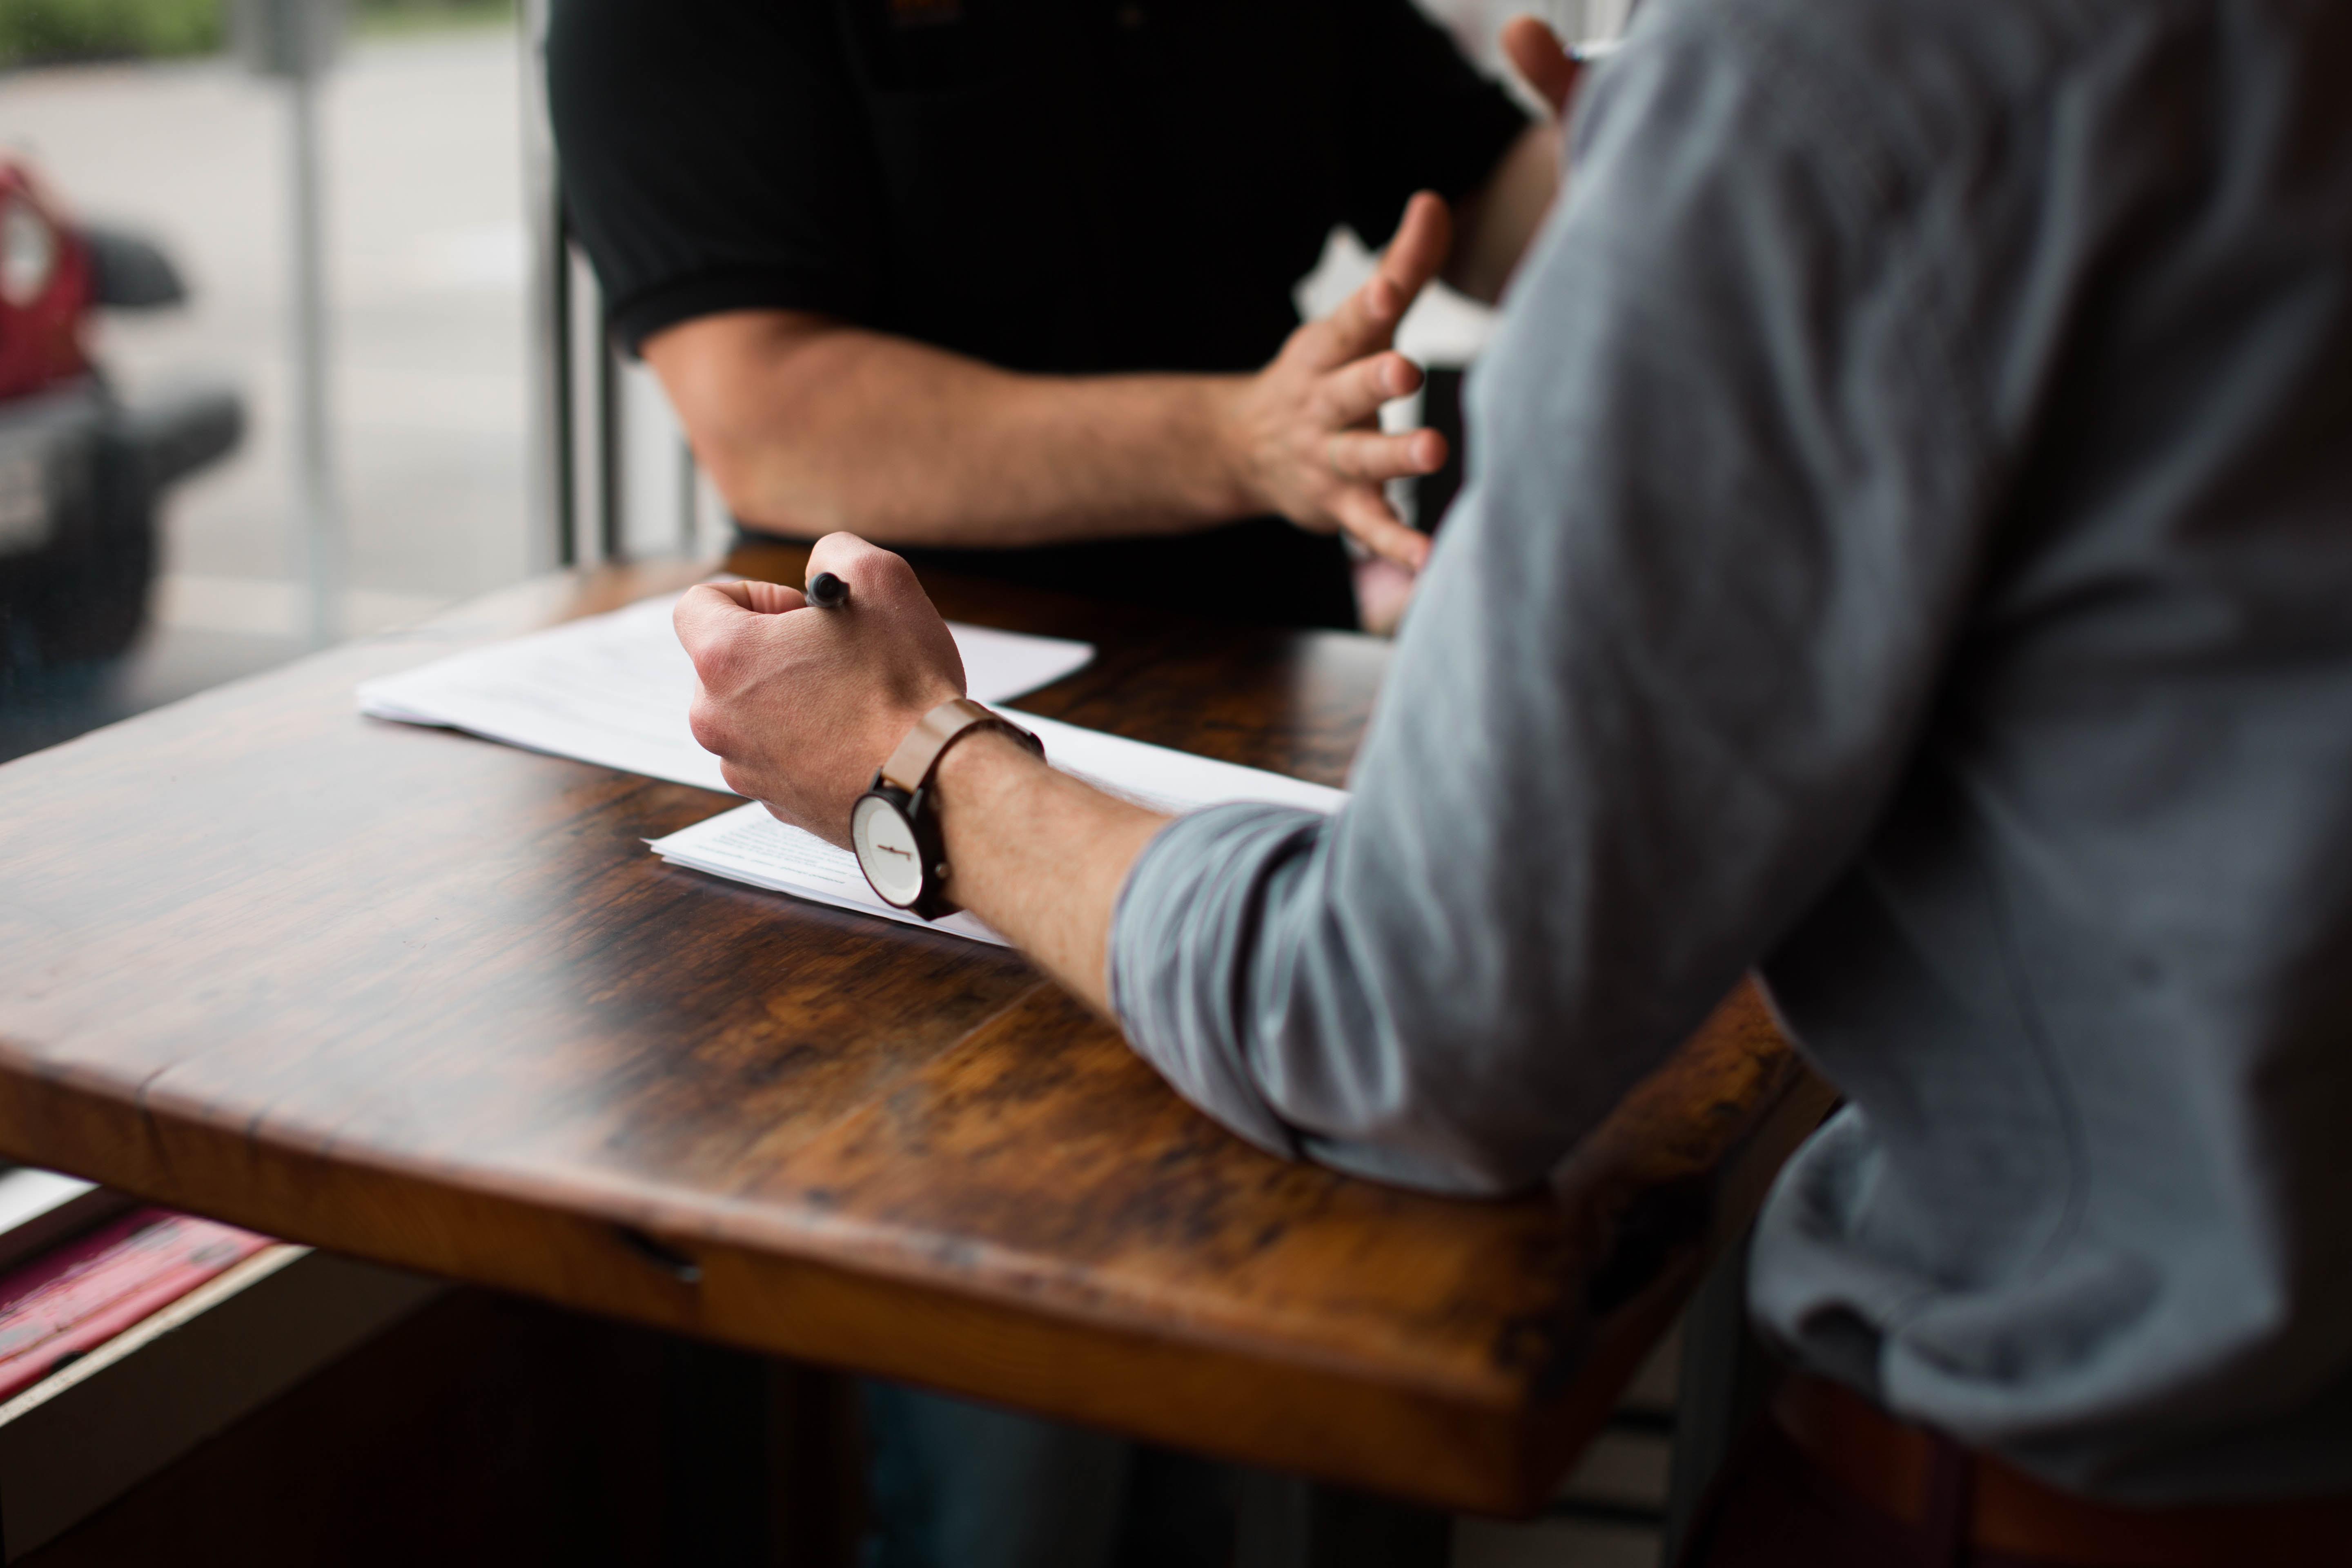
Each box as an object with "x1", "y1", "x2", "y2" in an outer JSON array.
[
  {"x1": 768, "y1": 1362, "x2": 864, "y2": 1568},
  {"x1": 653, "y1": 1347, "x2": 870, "y2": 1568},
  {"x1": 660, "y1": 1340, "x2": 773, "y2": 1567},
  {"x1": 1661, "y1": 1228, "x2": 1776, "y2": 1567},
  {"x1": 1235, "y1": 1471, "x2": 1453, "y2": 1568}
]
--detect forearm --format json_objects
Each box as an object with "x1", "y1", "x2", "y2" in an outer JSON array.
[
  {"x1": 1446, "y1": 125, "x2": 1562, "y2": 304},
  {"x1": 924, "y1": 726, "x2": 1558, "y2": 1193},
  {"x1": 648, "y1": 313, "x2": 1252, "y2": 549},
  {"x1": 931, "y1": 731, "x2": 1171, "y2": 1011}
]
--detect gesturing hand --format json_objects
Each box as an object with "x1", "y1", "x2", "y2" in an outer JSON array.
[
  {"x1": 674, "y1": 535, "x2": 964, "y2": 846},
  {"x1": 1218, "y1": 192, "x2": 1454, "y2": 572},
  {"x1": 1500, "y1": 14, "x2": 1583, "y2": 120}
]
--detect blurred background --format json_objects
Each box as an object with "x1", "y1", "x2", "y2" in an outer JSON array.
[
  {"x1": 0, "y1": 0, "x2": 1625, "y2": 762},
  {"x1": 0, "y1": 0, "x2": 529, "y2": 761}
]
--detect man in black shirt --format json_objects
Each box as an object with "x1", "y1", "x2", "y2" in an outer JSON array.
[
  {"x1": 548, "y1": 7, "x2": 1576, "y2": 1561},
  {"x1": 548, "y1": 0, "x2": 1572, "y2": 628}
]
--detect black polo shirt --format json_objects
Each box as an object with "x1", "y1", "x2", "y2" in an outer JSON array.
[{"x1": 548, "y1": 0, "x2": 1527, "y2": 627}]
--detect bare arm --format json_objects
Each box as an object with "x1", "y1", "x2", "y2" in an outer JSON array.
[
  {"x1": 645, "y1": 195, "x2": 1465, "y2": 570},
  {"x1": 1441, "y1": 20, "x2": 1588, "y2": 305},
  {"x1": 648, "y1": 316, "x2": 1243, "y2": 549},
  {"x1": 1445, "y1": 123, "x2": 1561, "y2": 304},
  {"x1": 932, "y1": 732, "x2": 1163, "y2": 1012}
]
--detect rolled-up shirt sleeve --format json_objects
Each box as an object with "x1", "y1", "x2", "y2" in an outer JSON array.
[
  {"x1": 1110, "y1": 0, "x2": 2001, "y2": 1196},
  {"x1": 1111, "y1": 804, "x2": 1327, "y2": 1164}
]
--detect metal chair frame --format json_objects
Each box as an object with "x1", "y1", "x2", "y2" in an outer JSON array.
[{"x1": 520, "y1": 0, "x2": 699, "y2": 573}]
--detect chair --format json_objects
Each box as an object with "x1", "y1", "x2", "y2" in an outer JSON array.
[{"x1": 519, "y1": 0, "x2": 704, "y2": 574}]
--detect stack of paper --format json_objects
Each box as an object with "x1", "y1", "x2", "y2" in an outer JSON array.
[
  {"x1": 361, "y1": 587, "x2": 1348, "y2": 950},
  {"x1": 358, "y1": 590, "x2": 1096, "y2": 795},
  {"x1": 648, "y1": 711, "x2": 1345, "y2": 946}
]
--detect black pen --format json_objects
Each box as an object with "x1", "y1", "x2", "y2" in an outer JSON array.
[{"x1": 806, "y1": 571, "x2": 848, "y2": 609}]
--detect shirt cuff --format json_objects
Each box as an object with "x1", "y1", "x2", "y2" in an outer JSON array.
[{"x1": 1109, "y1": 802, "x2": 1331, "y2": 1162}]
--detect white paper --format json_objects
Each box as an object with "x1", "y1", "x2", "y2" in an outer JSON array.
[
  {"x1": 651, "y1": 800, "x2": 1015, "y2": 945},
  {"x1": 648, "y1": 709, "x2": 1346, "y2": 946},
  {"x1": 357, "y1": 590, "x2": 1095, "y2": 794},
  {"x1": 1009, "y1": 712, "x2": 1348, "y2": 816}
]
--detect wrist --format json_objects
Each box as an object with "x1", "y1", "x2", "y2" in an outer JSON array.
[
  {"x1": 929, "y1": 727, "x2": 1045, "y2": 904},
  {"x1": 1188, "y1": 375, "x2": 1263, "y2": 520},
  {"x1": 931, "y1": 726, "x2": 1042, "y2": 814},
  {"x1": 851, "y1": 702, "x2": 1040, "y2": 920}
]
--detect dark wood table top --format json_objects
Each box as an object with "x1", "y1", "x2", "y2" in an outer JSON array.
[{"x1": 0, "y1": 541, "x2": 1826, "y2": 1514}]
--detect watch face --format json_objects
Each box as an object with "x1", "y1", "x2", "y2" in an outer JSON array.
[{"x1": 852, "y1": 793, "x2": 926, "y2": 908}]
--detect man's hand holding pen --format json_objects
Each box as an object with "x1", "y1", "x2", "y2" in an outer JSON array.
[{"x1": 675, "y1": 535, "x2": 965, "y2": 845}]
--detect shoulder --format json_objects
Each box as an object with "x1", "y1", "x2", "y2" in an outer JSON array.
[{"x1": 1577, "y1": 0, "x2": 2198, "y2": 227}]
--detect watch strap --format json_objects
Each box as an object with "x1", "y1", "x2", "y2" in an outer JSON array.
[{"x1": 879, "y1": 698, "x2": 1042, "y2": 796}]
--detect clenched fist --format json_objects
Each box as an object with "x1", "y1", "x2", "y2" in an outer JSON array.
[{"x1": 674, "y1": 534, "x2": 964, "y2": 845}]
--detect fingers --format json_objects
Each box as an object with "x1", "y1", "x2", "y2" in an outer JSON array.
[
  {"x1": 1379, "y1": 190, "x2": 1454, "y2": 305},
  {"x1": 677, "y1": 578, "x2": 811, "y2": 690},
  {"x1": 1323, "y1": 428, "x2": 1446, "y2": 485},
  {"x1": 804, "y1": 530, "x2": 969, "y2": 700},
  {"x1": 1314, "y1": 351, "x2": 1424, "y2": 427},
  {"x1": 674, "y1": 582, "x2": 761, "y2": 669},
  {"x1": 700, "y1": 578, "x2": 809, "y2": 614},
  {"x1": 1321, "y1": 192, "x2": 1454, "y2": 359},
  {"x1": 806, "y1": 531, "x2": 921, "y2": 606},
  {"x1": 809, "y1": 536, "x2": 908, "y2": 592},
  {"x1": 736, "y1": 579, "x2": 808, "y2": 615},
  {"x1": 1330, "y1": 487, "x2": 1433, "y2": 572},
  {"x1": 1501, "y1": 15, "x2": 1582, "y2": 116}
]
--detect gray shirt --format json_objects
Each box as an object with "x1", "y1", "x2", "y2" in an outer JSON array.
[{"x1": 1109, "y1": 0, "x2": 2352, "y2": 1503}]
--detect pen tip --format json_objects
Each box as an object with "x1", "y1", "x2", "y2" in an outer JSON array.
[{"x1": 807, "y1": 572, "x2": 848, "y2": 609}]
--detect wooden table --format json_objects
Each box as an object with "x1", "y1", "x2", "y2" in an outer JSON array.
[{"x1": 0, "y1": 541, "x2": 1824, "y2": 1521}]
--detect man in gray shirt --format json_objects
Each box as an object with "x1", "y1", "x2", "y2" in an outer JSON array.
[{"x1": 674, "y1": 0, "x2": 2352, "y2": 1555}]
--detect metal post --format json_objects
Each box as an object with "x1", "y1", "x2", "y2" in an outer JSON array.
[
  {"x1": 286, "y1": 65, "x2": 339, "y2": 646},
  {"x1": 596, "y1": 329, "x2": 623, "y2": 562},
  {"x1": 235, "y1": 0, "x2": 347, "y2": 644},
  {"x1": 552, "y1": 216, "x2": 577, "y2": 567},
  {"x1": 519, "y1": 0, "x2": 574, "y2": 571}
]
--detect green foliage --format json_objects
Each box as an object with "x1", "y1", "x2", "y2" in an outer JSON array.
[
  {"x1": 352, "y1": 0, "x2": 514, "y2": 39},
  {"x1": 0, "y1": 0, "x2": 223, "y2": 66},
  {"x1": 0, "y1": 0, "x2": 514, "y2": 67}
]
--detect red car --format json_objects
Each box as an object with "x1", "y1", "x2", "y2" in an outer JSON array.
[{"x1": 0, "y1": 161, "x2": 243, "y2": 668}]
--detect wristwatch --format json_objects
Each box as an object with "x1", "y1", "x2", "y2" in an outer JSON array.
[{"x1": 851, "y1": 698, "x2": 1043, "y2": 920}]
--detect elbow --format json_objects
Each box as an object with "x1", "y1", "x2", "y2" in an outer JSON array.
[
  {"x1": 643, "y1": 313, "x2": 851, "y2": 538},
  {"x1": 1278, "y1": 1048, "x2": 1581, "y2": 1198},
  {"x1": 1300, "y1": 1123, "x2": 1550, "y2": 1198},
  {"x1": 689, "y1": 423, "x2": 831, "y2": 539},
  {"x1": 679, "y1": 391, "x2": 844, "y2": 541},
  {"x1": 1245, "y1": 974, "x2": 1584, "y2": 1197},
  {"x1": 1116, "y1": 804, "x2": 1583, "y2": 1198}
]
